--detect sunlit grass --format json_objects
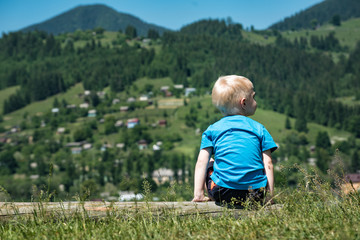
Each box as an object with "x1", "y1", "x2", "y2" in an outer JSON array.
[
  {"x1": 282, "y1": 18, "x2": 360, "y2": 51},
  {"x1": 1, "y1": 167, "x2": 359, "y2": 239},
  {"x1": 1, "y1": 83, "x2": 84, "y2": 127},
  {"x1": 0, "y1": 85, "x2": 20, "y2": 115}
]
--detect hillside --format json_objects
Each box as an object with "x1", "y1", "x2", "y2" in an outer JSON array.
[
  {"x1": 21, "y1": 4, "x2": 169, "y2": 36},
  {"x1": 270, "y1": 0, "x2": 360, "y2": 30},
  {"x1": 1, "y1": 19, "x2": 360, "y2": 201}
]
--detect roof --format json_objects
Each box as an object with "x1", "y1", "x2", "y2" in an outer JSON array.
[
  {"x1": 127, "y1": 118, "x2": 139, "y2": 123},
  {"x1": 152, "y1": 168, "x2": 174, "y2": 178},
  {"x1": 345, "y1": 174, "x2": 360, "y2": 183}
]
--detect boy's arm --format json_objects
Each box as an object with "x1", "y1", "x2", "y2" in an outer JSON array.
[
  {"x1": 263, "y1": 149, "x2": 274, "y2": 197},
  {"x1": 192, "y1": 147, "x2": 212, "y2": 202}
]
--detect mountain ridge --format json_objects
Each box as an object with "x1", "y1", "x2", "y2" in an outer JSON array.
[
  {"x1": 270, "y1": 0, "x2": 360, "y2": 30},
  {"x1": 21, "y1": 4, "x2": 170, "y2": 36}
]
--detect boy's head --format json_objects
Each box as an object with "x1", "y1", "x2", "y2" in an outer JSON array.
[{"x1": 212, "y1": 75, "x2": 256, "y2": 116}]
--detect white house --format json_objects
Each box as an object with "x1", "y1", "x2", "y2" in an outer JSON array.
[
  {"x1": 88, "y1": 109, "x2": 96, "y2": 117},
  {"x1": 185, "y1": 88, "x2": 196, "y2": 97},
  {"x1": 80, "y1": 103, "x2": 89, "y2": 109}
]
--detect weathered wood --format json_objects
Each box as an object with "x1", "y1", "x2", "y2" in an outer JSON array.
[{"x1": 0, "y1": 201, "x2": 283, "y2": 221}]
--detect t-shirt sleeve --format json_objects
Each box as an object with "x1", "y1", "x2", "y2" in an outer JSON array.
[
  {"x1": 261, "y1": 126, "x2": 278, "y2": 152},
  {"x1": 200, "y1": 130, "x2": 213, "y2": 150}
]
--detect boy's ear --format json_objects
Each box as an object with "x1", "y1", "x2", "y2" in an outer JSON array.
[{"x1": 240, "y1": 97, "x2": 246, "y2": 109}]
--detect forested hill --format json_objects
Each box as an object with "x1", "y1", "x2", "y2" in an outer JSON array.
[
  {"x1": 21, "y1": 4, "x2": 169, "y2": 36},
  {"x1": 270, "y1": 0, "x2": 360, "y2": 30}
]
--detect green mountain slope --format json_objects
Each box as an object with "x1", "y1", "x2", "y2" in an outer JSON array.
[
  {"x1": 21, "y1": 4, "x2": 170, "y2": 36},
  {"x1": 270, "y1": 0, "x2": 360, "y2": 30}
]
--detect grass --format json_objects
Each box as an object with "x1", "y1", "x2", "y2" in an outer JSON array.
[
  {"x1": 282, "y1": 18, "x2": 360, "y2": 51},
  {"x1": 0, "y1": 85, "x2": 20, "y2": 115},
  {"x1": 1, "y1": 167, "x2": 359, "y2": 239},
  {"x1": 242, "y1": 31, "x2": 276, "y2": 46},
  {"x1": 335, "y1": 96, "x2": 360, "y2": 106},
  {"x1": 1, "y1": 83, "x2": 84, "y2": 128}
]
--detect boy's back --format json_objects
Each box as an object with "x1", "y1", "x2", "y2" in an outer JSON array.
[{"x1": 201, "y1": 115, "x2": 277, "y2": 190}]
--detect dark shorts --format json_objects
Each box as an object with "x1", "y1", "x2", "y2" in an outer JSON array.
[{"x1": 206, "y1": 161, "x2": 266, "y2": 206}]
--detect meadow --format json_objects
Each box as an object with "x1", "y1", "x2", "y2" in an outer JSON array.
[{"x1": 0, "y1": 167, "x2": 359, "y2": 239}]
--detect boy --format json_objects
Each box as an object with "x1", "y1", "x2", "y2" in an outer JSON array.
[{"x1": 192, "y1": 75, "x2": 277, "y2": 205}]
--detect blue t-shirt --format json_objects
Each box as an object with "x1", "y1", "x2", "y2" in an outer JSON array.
[{"x1": 200, "y1": 115, "x2": 277, "y2": 190}]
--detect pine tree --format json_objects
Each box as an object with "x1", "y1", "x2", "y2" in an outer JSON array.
[
  {"x1": 285, "y1": 117, "x2": 291, "y2": 129},
  {"x1": 351, "y1": 150, "x2": 360, "y2": 173}
]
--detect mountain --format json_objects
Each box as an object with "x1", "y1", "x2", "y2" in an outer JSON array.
[
  {"x1": 269, "y1": 0, "x2": 360, "y2": 30},
  {"x1": 21, "y1": 4, "x2": 170, "y2": 36}
]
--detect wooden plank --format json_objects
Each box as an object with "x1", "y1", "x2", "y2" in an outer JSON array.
[{"x1": 0, "y1": 201, "x2": 283, "y2": 221}]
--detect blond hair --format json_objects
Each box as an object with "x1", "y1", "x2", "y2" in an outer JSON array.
[{"x1": 212, "y1": 75, "x2": 254, "y2": 115}]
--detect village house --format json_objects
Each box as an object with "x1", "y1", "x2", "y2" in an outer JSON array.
[
  {"x1": 88, "y1": 109, "x2": 96, "y2": 117},
  {"x1": 84, "y1": 90, "x2": 91, "y2": 96},
  {"x1": 51, "y1": 108, "x2": 59, "y2": 114},
  {"x1": 30, "y1": 162, "x2": 37, "y2": 169},
  {"x1": 120, "y1": 106, "x2": 129, "y2": 112},
  {"x1": 138, "y1": 139, "x2": 148, "y2": 150},
  {"x1": 139, "y1": 95, "x2": 149, "y2": 101},
  {"x1": 57, "y1": 127, "x2": 66, "y2": 134},
  {"x1": 127, "y1": 118, "x2": 140, "y2": 128},
  {"x1": 71, "y1": 147, "x2": 82, "y2": 154},
  {"x1": 101, "y1": 143, "x2": 113, "y2": 152},
  {"x1": 152, "y1": 168, "x2": 174, "y2": 185},
  {"x1": 30, "y1": 175, "x2": 39, "y2": 180},
  {"x1": 160, "y1": 86, "x2": 172, "y2": 97},
  {"x1": 160, "y1": 86, "x2": 169, "y2": 91},
  {"x1": 10, "y1": 126, "x2": 20, "y2": 133},
  {"x1": 79, "y1": 103, "x2": 89, "y2": 109},
  {"x1": 342, "y1": 173, "x2": 360, "y2": 194},
  {"x1": 142, "y1": 38, "x2": 151, "y2": 46},
  {"x1": 112, "y1": 98, "x2": 120, "y2": 105},
  {"x1": 97, "y1": 91, "x2": 106, "y2": 98},
  {"x1": 65, "y1": 141, "x2": 85, "y2": 148},
  {"x1": 174, "y1": 84, "x2": 184, "y2": 89},
  {"x1": 66, "y1": 104, "x2": 77, "y2": 109},
  {"x1": 127, "y1": 97, "x2": 136, "y2": 103},
  {"x1": 152, "y1": 144, "x2": 161, "y2": 151},
  {"x1": 114, "y1": 120, "x2": 123, "y2": 127},
  {"x1": 116, "y1": 143, "x2": 125, "y2": 149},
  {"x1": 118, "y1": 191, "x2": 143, "y2": 202},
  {"x1": 158, "y1": 120, "x2": 167, "y2": 127},
  {"x1": 152, "y1": 167, "x2": 187, "y2": 185},
  {"x1": 185, "y1": 87, "x2": 196, "y2": 97},
  {"x1": 82, "y1": 143, "x2": 92, "y2": 150}
]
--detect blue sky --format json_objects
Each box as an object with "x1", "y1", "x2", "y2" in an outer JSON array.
[{"x1": 0, "y1": 0, "x2": 324, "y2": 33}]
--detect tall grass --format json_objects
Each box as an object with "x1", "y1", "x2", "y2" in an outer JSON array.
[{"x1": 1, "y1": 166, "x2": 360, "y2": 239}]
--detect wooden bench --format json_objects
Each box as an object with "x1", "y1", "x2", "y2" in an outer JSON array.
[{"x1": 0, "y1": 201, "x2": 282, "y2": 221}]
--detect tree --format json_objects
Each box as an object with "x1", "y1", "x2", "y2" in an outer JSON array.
[
  {"x1": 125, "y1": 25, "x2": 137, "y2": 39},
  {"x1": 295, "y1": 115, "x2": 308, "y2": 133},
  {"x1": 310, "y1": 19, "x2": 318, "y2": 29},
  {"x1": 285, "y1": 117, "x2": 291, "y2": 129},
  {"x1": 73, "y1": 126, "x2": 92, "y2": 142},
  {"x1": 316, "y1": 148, "x2": 330, "y2": 173},
  {"x1": 104, "y1": 116, "x2": 117, "y2": 135},
  {"x1": 351, "y1": 150, "x2": 360, "y2": 173},
  {"x1": 0, "y1": 150, "x2": 18, "y2": 175},
  {"x1": 315, "y1": 131, "x2": 331, "y2": 150},
  {"x1": 330, "y1": 14, "x2": 341, "y2": 26},
  {"x1": 147, "y1": 29, "x2": 159, "y2": 39}
]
